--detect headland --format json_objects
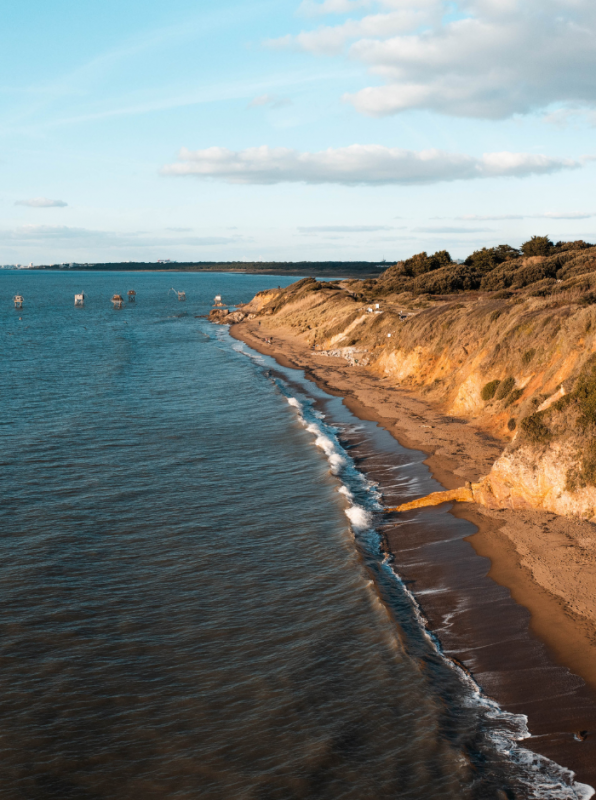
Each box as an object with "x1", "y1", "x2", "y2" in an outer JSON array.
[{"x1": 210, "y1": 240, "x2": 596, "y2": 786}]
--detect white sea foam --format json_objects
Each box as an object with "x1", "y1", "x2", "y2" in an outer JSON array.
[
  {"x1": 272, "y1": 372, "x2": 593, "y2": 800},
  {"x1": 382, "y1": 555, "x2": 595, "y2": 800},
  {"x1": 345, "y1": 504, "x2": 372, "y2": 531}
]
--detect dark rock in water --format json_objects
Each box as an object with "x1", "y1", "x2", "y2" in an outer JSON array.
[
  {"x1": 209, "y1": 308, "x2": 255, "y2": 324},
  {"x1": 208, "y1": 308, "x2": 230, "y2": 323}
]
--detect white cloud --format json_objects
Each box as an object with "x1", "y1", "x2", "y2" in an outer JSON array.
[
  {"x1": 457, "y1": 212, "x2": 595, "y2": 220},
  {"x1": 297, "y1": 0, "x2": 437, "y2": 16},
  {"x1": 268, "y1": 8, "x2": 436, "y2": 55},
  {"x1": 15, "y1": 198, "x2": 68, "y2": 208},
  {"x1": 248, "y1": 94, "x2": 292, "y2": 109},
  {"x1": 280, "y1": 0, "x2": 596, "y2": 119},
  {"x1": 0, "y1": 225, "x2": 240, "y2": 247},
  {"x1": 414, "y1": 226, "x2": 495, "y2": 233},
  {"x1": 298, "y1": 0, "x2": 373, "y2": 16},
  {"x1": 298, "y1": 224, "x2": 393, "y2": 232},
  {"x1": 162, "y1": 144, "x2": 580, "y2": 186}
]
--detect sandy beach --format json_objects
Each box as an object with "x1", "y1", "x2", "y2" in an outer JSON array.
[{"x1": 230, "y1": 317, "x2": 596, "y2": 788}]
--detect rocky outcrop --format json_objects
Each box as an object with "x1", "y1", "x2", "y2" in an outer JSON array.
[{"x1": 209, "y1": 309, "x2": 256, "y2": 324}]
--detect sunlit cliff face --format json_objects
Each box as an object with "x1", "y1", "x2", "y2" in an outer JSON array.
[{"x1": 237, "y1": 251, "x2": 596, "y2": 519}]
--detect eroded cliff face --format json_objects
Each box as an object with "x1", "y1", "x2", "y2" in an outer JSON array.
[{"x1": 231, "y1": 272, "x2": 596, "y2": 520}]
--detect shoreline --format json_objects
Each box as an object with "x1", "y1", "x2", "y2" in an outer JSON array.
[{"x1": 229, "y1": 318, "x2": 596, "y2": 788}]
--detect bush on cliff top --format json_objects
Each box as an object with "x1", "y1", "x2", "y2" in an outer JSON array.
[
  {"x1": 403, "y1": 250, "x2": 452, "y2": 277},
  {"x1": 521, "y1": 235, "x2": 554, "y2": 257},
  {"x1": 465, "y1": 244, "x2": 519, "y2": 272},
  {"x1": 370, "y1": 237, "x2": 594, "y2": 298}
]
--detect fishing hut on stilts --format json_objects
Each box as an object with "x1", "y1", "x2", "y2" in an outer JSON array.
[
  {"x1": 127, "y1": 290, "x2": 136, "y2": 303},
  {"x1": 74, "y1": 292, "x2": 85, "y2": 307},
  {"x1": 171, "y1": 288, "x2": 186, "y2": 301},
  {"x1": 111, "y1": 294, "x2": 124, "y2": 309},
  {"x1": 13, "y1": 295, "x2": 24, "y2": 309}
]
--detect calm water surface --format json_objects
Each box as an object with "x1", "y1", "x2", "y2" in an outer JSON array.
[{"x1": 0, "y1": 272, "x2": 590, "y2": 800}]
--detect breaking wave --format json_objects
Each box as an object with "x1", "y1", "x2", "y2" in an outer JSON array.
[
  {"x1": 279, "y1": 383, "x2": 593, "y2": 800},
  {"x1": 229, "y1": 336, "x2": 593, "y2": 800}
]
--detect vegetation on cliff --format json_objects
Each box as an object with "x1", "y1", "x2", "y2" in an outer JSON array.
[{"x1": 235, "y1": 237, "x2": 596, "y2": 518}]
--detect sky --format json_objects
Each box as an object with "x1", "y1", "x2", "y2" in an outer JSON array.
[{"x1": 2, "y1": 0, "x2": 596, "y2": 264}]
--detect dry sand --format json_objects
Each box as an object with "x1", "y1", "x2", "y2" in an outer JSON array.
[{"x1": 230, "y1": 317, "x2": 596, "y2": 785}]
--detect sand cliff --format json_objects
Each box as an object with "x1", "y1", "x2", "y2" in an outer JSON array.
[{"x1": 214, "y1": 265, "x2": 596, "y2": 521}]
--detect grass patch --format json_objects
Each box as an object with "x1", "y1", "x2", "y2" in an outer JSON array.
[
  {"x1": 574, "y1": 359, "x2": 596, "y2": 428},
  {"x1": 505, "y1": 388, "x2": 524, "y2": 407},
  {"x1": 495, "y1": 376, "x2": 515, "y2": 400},
  {"x1": 520, "y1": 413, "x2": 551, "y2": 444},
  {"x1": 522, "y1": 348, "x2": 536, "y2": 365}
]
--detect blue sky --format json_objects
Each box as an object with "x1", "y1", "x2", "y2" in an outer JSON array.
[{"x1": 2, "y1": 0, "x2": 595, "y2": 264}]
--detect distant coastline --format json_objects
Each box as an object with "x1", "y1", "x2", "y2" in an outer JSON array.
[{"x1": 14, "y1": 261, "x2": 385, "y2": 279}]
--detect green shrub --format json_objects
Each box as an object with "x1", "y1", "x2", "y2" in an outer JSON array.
[
  {"x1": 464, "y1": 244, "x2": 519, "y2": 273},
  {"x1": 507, "y1": 418, "x2": 517, "y2": 431},
  {"x1": 520, "y1": 413, "x2": 551, "y2": 444},
  {"x1": 413, "y1": 264, "x2": 482, "y2": 294},
  {"x1": 495, "y1": 376, "x2": 515, "y2": 400},
  {"x1": 522, "y1": 348, "x2": 536, "y2": 365},
  {"x1": 402, "y1": 250, "x2": 452, "y2": 277},
  {"x1": 481, "y1": 380, "x2": 501, "y2": 402},
  {"x1": 505, "y1": 388, "x2": 524, "y2": 407},
  {"x1": 521, "y1": 235, "x2": 554, "y2": 257}
]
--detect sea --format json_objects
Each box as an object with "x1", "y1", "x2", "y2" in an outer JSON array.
[{"x1": 0, "y1": 270, "x2": 592, "y2": 800}]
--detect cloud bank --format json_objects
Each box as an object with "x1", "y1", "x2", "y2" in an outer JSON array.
[
  {"x1": 298, "y1": 224, "x2": 393, "y2": 232},
  {"x1": 457, "y1": 212, "x2": 595, "y2": 221},
  {"x1": 248, "y1": 94, "x2": 292, "y2": 109},
  {"x1": 15, "y1": 198, "x2": 68, "y2": 208},
  {"x1": 0, "y1": 225, "x2": 240, "y2": 248},
  {"x1": 276, "y1": 0, "x2": 596, "y2": 119},
  {"x1": 162, "y1": 145, "x2": 580, "y2": 186}
]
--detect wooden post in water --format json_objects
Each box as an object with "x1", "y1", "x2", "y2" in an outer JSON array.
[{"x1": 13, "y1": 295, "x2": 23, "y2": 309}]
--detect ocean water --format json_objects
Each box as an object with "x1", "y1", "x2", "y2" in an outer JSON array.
[{"x1": 0, "y1": 270, "x2": 592, "y2": 800}]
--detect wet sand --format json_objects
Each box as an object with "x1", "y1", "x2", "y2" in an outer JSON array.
[{"x1": 230, "y1": 318, "x2": 596, "y2": 788}]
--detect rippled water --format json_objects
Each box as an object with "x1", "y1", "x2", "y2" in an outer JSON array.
[{"x1": 0, "y1": 271, "x2": 591, "y2": 799}]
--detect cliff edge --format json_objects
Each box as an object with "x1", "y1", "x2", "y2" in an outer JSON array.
[{"x1": 215, "y1": 240, "x2": 596, "y2": 521}]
